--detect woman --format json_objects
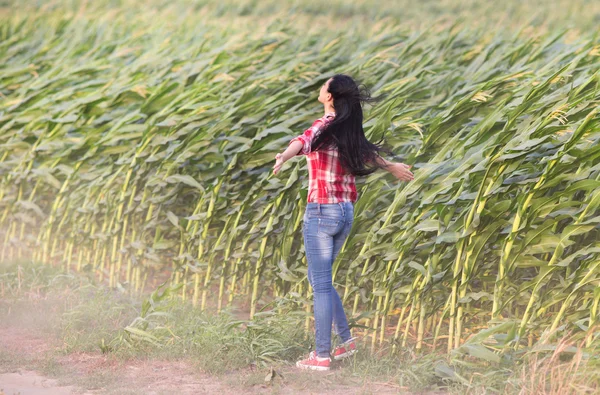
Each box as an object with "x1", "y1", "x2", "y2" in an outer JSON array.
[{"x1": 272, "y1": 74, "x2": 414, "y2": 371}]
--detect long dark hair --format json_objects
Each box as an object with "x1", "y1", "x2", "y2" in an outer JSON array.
[{"x1": 309, "y1": 74, "x2": 395, "y2": 177}]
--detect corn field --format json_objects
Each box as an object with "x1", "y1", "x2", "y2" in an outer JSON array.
[{"x1": 2, "y1": 0, "x2": 600, "y2": 357}]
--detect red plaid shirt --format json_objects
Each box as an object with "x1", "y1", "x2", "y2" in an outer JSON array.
[{"x1": 288, "y1": 112, "x2": 358, "y2": 204}]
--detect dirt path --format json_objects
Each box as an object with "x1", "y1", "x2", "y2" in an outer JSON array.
[
  {"x1": 0, "y1": 325, "x2": 250, "y2": 395},
  {"x1": 0, "y1": 370, "x2": 78, "y2": 395},
  {"x1": 0, "y1": 263, "x2": 414, "y2": 395},
  {"x1": 0, "y1": 325, "x2": 78, "y2": 394},
  {"x1": 0, "y1": 324, "x2": 410, "y2": 395}
]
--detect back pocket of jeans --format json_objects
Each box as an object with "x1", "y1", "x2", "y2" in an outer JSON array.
[{"x1": 317, "y1": 217, "x2": 341, "y2": 236}]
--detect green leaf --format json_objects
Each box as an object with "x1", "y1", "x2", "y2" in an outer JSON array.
[
  {"x1": 460, "y1": 344, "x2": 500, "y2": 363},
  {"x1": 165, "y1": 174, "x2": 205, "y2": 192}
]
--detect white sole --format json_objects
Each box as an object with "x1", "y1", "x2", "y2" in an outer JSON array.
[
  {"x1": 333, "y1": 349, "x2": 357, "y2": 360},
  {"x1": 296, "y1": 361, "x2": 330, "y2": 371}
]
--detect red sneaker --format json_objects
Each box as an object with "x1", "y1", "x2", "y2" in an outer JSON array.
[
  {"x1": 332, "y1": 339, "x2": 357, "y2": 360},
  {"x1": 296, "y1": 351, "x2": 331, "y2": 371}
]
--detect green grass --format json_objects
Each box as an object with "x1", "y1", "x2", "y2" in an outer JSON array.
[{"x1": 2, "y1": 259, "x2": 600, "y2": 394}]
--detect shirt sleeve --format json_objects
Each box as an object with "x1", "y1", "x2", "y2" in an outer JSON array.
[{"x1": 288, "y1": 115, "x2": 332, "y2": 156}]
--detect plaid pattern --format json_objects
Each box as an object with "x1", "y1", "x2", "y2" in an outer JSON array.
[{"x1": 288, "y1": 112, "x2": 358, "y2": 204}]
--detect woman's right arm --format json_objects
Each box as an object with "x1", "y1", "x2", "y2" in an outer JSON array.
[
  {"x1": 288, "y1": 117, "x2": 328, "y2": 157},
  {"x1": 279, "y1": 140, "x2": 303, "y2": 163},
  {"x1": 373, "y1": 154, "x2": 414, "y2": 181},
  {"x1": 273, "y1": 117, "x2": 327, "y2": 174}
]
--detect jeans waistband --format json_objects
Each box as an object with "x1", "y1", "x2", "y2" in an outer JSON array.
[{"x1": 306, "y1": 202, "x2": 352, "y2": 217}]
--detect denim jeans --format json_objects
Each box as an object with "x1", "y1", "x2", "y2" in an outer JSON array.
[{"x1": 302, "y1": 201, "x2": 354, "y2": 358}]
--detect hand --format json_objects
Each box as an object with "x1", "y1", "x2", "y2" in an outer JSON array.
[
  {"x1": 273, "y1": 153, "x2": 284, "y2": 175},
  {"x1": 389, "y1": 162, "x2": 414, "y2": 182}
]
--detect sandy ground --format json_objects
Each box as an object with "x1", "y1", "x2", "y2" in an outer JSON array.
[
  {"x1": 0, "y1": 325, "x2": 244, "y2": 395},
  {"x1": 0, "y1": 323, "x2": 412, "y2": 395},
  {"x1": 0, "y1": 263, "x2": 421, "y2": 395},
  {"x1": 0, "y1": 324, "x2": 78, "y2": 395},
  {"x1": 0, "y1": 371, "x2": 78, "y2": 395}
]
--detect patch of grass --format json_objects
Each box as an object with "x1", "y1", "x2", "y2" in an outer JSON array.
[
  {"x1": 58, "y1": 283, "x2": 140, "y2": 353},
  {"x1": 0, "y1": 259, "x2": 79, "y2": 298},
  {"x1": 38, "y1": 356, "x2": 66, "y2": 378},
  {"x1": 337, "y1": 346, "x2": 445, "y2": 391},
  {"x1": 0, "y1": 347, "x2": 29, "y2": 373},
  {"x1": 67, "y1": 367, "x2": 118, "y2": 393},
  {"x1": 2, "y1": 260, "x2": 600, "y2": 394},
  {"x1": 114, "y1": 291, "x2": 314, "y2": 374}
]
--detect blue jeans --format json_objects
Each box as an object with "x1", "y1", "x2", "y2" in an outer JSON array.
[{"x1": 302, "y1": 201, "x2": 354, "y2": 358}]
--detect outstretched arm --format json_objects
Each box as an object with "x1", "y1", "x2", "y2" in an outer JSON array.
[
  {"x1": 280, "y1": 140, "x2": 303, "y2": 163},
  {"x1": 273, "y1": 117, "x2": 329, "y2": 175},
  {"x1": 273, "y1": 140, "x2": 303, "y2": 175},
  {"x1": 372, "y1": 155, "x2": 394, "y2": 170},
  {"x1": 371, "y1": 154, "x2": 414, "y2": 181}
]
